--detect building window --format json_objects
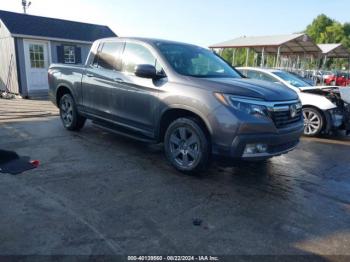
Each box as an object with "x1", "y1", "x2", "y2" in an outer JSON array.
[
  {"x1": 64, "y1": 46, "x2": 76, "y2": 64},
  {"x1": 29, "y1": 44, "x2": 45, "y2": 68}
]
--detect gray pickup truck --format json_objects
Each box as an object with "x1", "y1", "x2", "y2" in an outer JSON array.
[{"x1": 48, "y1": 37, "x2": 304, "y2": 173}]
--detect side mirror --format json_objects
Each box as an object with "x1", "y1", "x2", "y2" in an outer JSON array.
[{"x1": 135, "y1": 64, "x2": 157, "y2": 79}]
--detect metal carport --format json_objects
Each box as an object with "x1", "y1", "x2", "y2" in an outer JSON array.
[
  {"x1": 318, "y1": 43, "x2": 350, "y2": 85},
  {"x1": 318, "y1": 43, "x2": 350, "y2": 68},
  {"x1": 209, "y1": 34, "x2": 322, "y2": 68}
]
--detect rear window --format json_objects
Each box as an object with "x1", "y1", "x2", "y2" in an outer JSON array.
[
  {"x1": 94, "y1": 42, "x2": 124, "y2": 71},
  {"x1": 273, "y1": 71, "x2": 312, "y2": 88}
]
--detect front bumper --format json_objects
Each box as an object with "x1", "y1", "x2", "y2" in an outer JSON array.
[
  {"x1": 325, "y1": 106, "x2": 350, "y2": 133},
  {"x1": 212, "y1": 124, "x2": 304, "y2": 161}
]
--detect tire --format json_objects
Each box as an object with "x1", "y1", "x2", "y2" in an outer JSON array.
[
  {"x1": 303, "y1": 107, "x2": 324, "y2": 137},
  {"x1": 59, "y1": 93, "x2": 86, "y2": 131},
  {"x1": 164, "y1": 117, "x2": 210, "y2": 174}
]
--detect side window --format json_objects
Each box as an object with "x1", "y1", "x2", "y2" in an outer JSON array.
[
  {"x1": 92, "y1": 43, "x2": 103, "y2": 67},
  {"x1": 246, "y1": 70, "x2": 259, "y2": 79},
  {"x1": 95, "y1": 42, "x2": 124, "y2": 71},
  {"x1": 246, "y1": 70, "x2": 277, "y2": 83},
  {"x1": 122, "y1": 43, "x2": 162, "y2": 74},
  {"x1": 240, "y1": 70, "x2": 247, "y2": 77},
  {"x1": 259, "y1": 72, "x2": 277, "y2": 83}
]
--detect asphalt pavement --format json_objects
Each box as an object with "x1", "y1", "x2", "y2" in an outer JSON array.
[{"x1": 0, "y1": 98, "x2": 350, "y2": 259}]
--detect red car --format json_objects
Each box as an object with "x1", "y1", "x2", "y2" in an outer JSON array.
[{"x1": 324, "y1": 72, "x2": 350, "y2": 86}]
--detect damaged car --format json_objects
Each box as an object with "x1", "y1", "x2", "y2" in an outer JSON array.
[{"x1": 238, "y1": 67, "x2": 350, "y2": 136}]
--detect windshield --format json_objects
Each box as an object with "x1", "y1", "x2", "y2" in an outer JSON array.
[
  {"x1": 156, "y1": 42, "x2": 242, "y2": 78},
  {"x1": 273, "y1": 71, "x2": 312, "y2": 88}
]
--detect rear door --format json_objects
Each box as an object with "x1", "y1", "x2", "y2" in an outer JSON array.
[{"x1": 81, "y1": 41, "x2": 125, "y2": 118}]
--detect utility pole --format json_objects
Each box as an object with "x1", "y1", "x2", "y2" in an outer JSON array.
[{"x1": 22, "y1": 0, "x2": 31, "y2": 14}]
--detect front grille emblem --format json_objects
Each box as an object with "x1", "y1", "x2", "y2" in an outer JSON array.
[{"x1": 290, "y1": 104, "x2": 298, "y2": 118}]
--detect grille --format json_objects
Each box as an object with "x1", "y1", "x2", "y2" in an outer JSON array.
[{"x1": 271, "y1": 105, "x2": 302, "y2": 129}]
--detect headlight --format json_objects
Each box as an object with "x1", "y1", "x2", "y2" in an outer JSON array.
[
  {"x1": 214, "y1": 93, "x2": 269, "y2": 117},
  {"x1": 230, "y1": 99, "x2": 269, "y2": 116}
]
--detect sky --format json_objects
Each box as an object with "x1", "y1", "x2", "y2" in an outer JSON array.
[{"x1": 0, "y1": 0, "x2": 349, "y2": 47}]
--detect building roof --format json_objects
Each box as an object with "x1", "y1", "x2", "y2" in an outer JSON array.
[
  {"x1": 0, "y1": 10, "x2": 117, "y2": 43},
  {"x1": 210, "y1": 34, "x2": 322, "y2": 54},
  {"x1": 318, "y1": 44, "x2": 350, "y2": 58}
]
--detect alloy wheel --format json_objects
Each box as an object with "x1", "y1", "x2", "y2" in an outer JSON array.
[
  {"x1": 169, "y1": 127, "x2": 201, "y2": 168},
  {"x1": 303, "y1": 109, "x2": 322, "y2": 136},
  {"x1": 60, "y1": 96, "x2": 74, "y2": 126}
]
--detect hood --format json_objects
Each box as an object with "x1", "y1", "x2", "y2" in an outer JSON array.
[
  {"x1": 301, "y1": 86, "x2": 340, "y2": 96},
  {"x1": 299, "y1": 85, "x2": 338, "y2": 92},
  {"x1": 299, "y1": 92, "x2": 337, "y2": 110},
  {"x1": 188, "y1": 77, "x2": 299, "y2": 102}
]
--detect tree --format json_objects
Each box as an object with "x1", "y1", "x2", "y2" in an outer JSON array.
[
  {"x1": 342, "y1": 23, "x2": 350, "y2": 48},
  {"x1": 343, "y1": 23, "x2": 350, "y2": 36},
  {"x1": 305, "y1": 14, "x2": 350, "y2": 69},
  {"x1": 320, "y1": 22, "x2": 345, "y2": 44},
  {"x1": 305, "y1": 14, "x2": 334, "y2": 42}
]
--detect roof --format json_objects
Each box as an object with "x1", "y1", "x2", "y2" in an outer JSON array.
[
  {"x1": 0, "y1": 10, "x2": 117, "y2": 43},
  {"x1": 99, "y1": 37, "x2": 202, "y2": 47},
  {"x1": 237, "y1": 67, "x2": 281, "y2": 73},
  {"x1": 210, "y1": 34, "x2": 322, "y2": 54},
  {"x1": 318, "y1": 44, "x2": 350, "y2": 58}
]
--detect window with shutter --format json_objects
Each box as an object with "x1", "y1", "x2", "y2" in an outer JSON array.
[
  {"x1": 64, "y1": 46, "x2": 76, "y2": 64},
  {"x1": 56, "y1": 46, "x2": 64, "y2": 63},
  {"x1": 75, "y1": 47, "x2": 82, "y2": 64}
]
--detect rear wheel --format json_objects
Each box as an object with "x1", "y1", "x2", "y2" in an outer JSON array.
[
  {"x1": 303, "y1": 107, "x2": 324, "y2": 136},
  {"x1": 164, "y1": 118, "x2": 210, "y2": 174},
  {"x1": 59, "y1": 94, "x2": 86, "y2": 131}
]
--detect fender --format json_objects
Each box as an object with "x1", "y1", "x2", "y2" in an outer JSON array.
[
  {"x1": 159, "y1": 104, "x2": 214, "y2": 135},
  {"x1": 55, "y1": 82, "x2": 77, "y2": 106}
]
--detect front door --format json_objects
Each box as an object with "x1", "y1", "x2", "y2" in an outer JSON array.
[
  {"x1": 114, "y1": 42, "x2": 163, "y2": 136},
  {"x1": 24, "y1": 40, "x2": 50, "y2": 91}
]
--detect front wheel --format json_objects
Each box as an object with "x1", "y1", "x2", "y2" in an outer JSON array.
[
  {"x1": 164, "y1": 118, "x2": 210, "y2": 174},
  {"x1": 59, "y1": 94, "x2": 86, "y2": 131},
  {"x1": 303, "y1": 107, "x2": 324, "y2": 136}
]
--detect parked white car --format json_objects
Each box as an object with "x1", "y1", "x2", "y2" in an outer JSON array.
[{"x1": 238, "y1": 67, "x2": 350, "y2": 136}]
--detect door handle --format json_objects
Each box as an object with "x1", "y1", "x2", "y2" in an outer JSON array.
[
  {"x1": 113, "y1": 78, "x2": 124, "y2": 83},
  {"x1": 86, "y1": 73, "x2": 94, "y2": 77}
]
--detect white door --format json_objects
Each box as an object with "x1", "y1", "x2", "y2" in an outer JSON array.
[{"x1": 24, "y1": 40, "x2": 50, "y2": 91}]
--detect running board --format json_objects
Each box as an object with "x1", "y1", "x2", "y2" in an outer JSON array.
[{"x1": 92, "y1": 120, "x2": 157, "y2": 144}]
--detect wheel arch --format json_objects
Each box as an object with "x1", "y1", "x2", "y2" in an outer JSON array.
[
  {"x1": 302, "y1": 105, "x2": 326, "y2": 119},
  {"x1": 158, "y1": 106, "x2": 212, "y2": 143},
  {"x1": 56, "y1": 84, "x2": 74, "y2": 106}
]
